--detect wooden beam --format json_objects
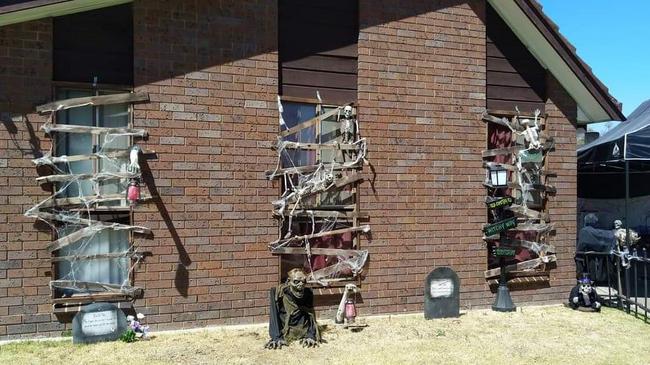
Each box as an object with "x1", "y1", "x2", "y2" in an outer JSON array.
[
  {"x1": 33, "y1": 149, "x2": 154, "y2": 166},
  {"x1": 276, "y1": 210, "x2": 369, "y2": 219},
  {"x1": 482, "y1": 112, "x2": 515, "y2": 130},
  {"x1": 50, "y1": 251, "x2": 134, "y2": 262},
  {"x1": 37, "y1": 192, "x2": 152, "y2": 208},
  {"x1": 30, "y1": 211, "x2": 151, "y2": 235},
  {"x1": 51, "y1": 293, "x2": 131, "y2": 305},
  {"x1": 266, "y1": 161, "x2": 362, "y2": 178},
  {"x1": 271, "y1": 247, "x2": 364, "y2": 256},
  {"x1": 36, "y1": 171, "x2": 137, "y2": 183},
  {"x1": 41, "y1": 123, "x2": 148, "y2": 137},
  {"x1": 279, "y1": 103, "x2": 351, "y2": 138},
  {"x1": 49, "y1": 280, "x2": 142, "y2": 296},
  {"x1": 47, "y1": 225, "x2": 102, "y2": 253},
  {"x1": 482, "y1": 139, "x2": 554, "y2": 157},
  {"x1": 483, "y1": 237, "x2": 556, "y2": 255},
  {"x1": 484, "y1": 255, "x2": 557, "y2": 278},
  {"x1": 277, "y1": 141, "x2": 359, "y2": 151},
  {"x1": 37, "y1": 92, "x2": 149, "y2": 113},
  {"x1": 271, "y1": 225, "x2": 370, "y2": 246}
]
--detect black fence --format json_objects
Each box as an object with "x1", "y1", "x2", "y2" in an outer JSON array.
[{"x1": 575, "y1": 249, "x2": 650, "y2": 322}]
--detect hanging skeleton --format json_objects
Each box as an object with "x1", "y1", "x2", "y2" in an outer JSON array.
[{"x1": 339, "y1": 105, "x2": 356, "y2": 144}]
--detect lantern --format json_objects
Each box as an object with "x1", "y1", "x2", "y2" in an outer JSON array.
[
  {"x1": 127, "y1": 178, "x2": 141, "y2": 205},
  {"x1": 344, "y1": 298, "x2": 357, "y2": 323},
  {"x1": 487, "y1": 166, "x2": 507, "y2": 188}
]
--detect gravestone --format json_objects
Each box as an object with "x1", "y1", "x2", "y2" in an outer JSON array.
[
  {"x1": 424, "y1": 267, "x2": 460, "y2": 319},
  {"x1": 72, "y1": 302, "x2": 127, "y2": 344}
]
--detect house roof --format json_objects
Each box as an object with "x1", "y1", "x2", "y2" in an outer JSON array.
[
  {"x1": 0, "y1": 0, "x2": 130, "y2": 25},
  {"x1": 489, "y1": 0, "x2": 625, "y2": 123},
  {"x1": 1, "y1": 0, "x2": 625, "y2": 122}
]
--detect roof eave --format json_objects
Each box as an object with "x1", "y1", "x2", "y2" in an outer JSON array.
[
  {"x1": 488, "y1": 0, "x2": 625, "y2": 123},
  {"x1": 0, "y1": 0, "x2": 131, "y2": 27}
]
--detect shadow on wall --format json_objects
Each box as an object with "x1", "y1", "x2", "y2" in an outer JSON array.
[
  {"x1": 133, "y1": 0, "x2": 485, "y2": 88},
  {"x1": 141, "y1": 158, "x2": 192, "y2": 297}
]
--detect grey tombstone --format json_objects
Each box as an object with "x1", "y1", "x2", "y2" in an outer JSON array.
[
  {"x1": 424, "y1": 267, "x2": 460, "y2": 319},
  {"x1": 72, "y1": 302, "x2": 127, "y2": 344}
]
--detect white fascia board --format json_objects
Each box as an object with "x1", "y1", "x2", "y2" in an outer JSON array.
[
  {"x1": 0, "y1": 0, "x2": 132, "y2": 27},
  {"x1": 488, "y1": 0, "x2": 611, "y2": 123}
]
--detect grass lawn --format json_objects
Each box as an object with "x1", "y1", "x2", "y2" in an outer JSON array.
[{"x1": 1, "y1": 305, "x2": 649, "y2": 365}]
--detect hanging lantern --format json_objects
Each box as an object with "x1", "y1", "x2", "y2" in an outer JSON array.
[
  {"x1": 127, "y1": 178, "x2": 141, "y2": 205},
  {"x1": 487, "y1": 166, "x2": 508, "y2": 188},
  {"x1": 344, "y1": 298, "x2": 357, "y2": 323}
]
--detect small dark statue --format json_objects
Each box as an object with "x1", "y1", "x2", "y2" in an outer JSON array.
[
  {"x1": 568, "y1": 276, "x2": 602, "y2": 312},
  {"x1": 265, "y1": 269, "x2": 321, "y2": 349}
]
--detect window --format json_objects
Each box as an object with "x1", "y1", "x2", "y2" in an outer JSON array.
[
  {"x1": 55, "y1": 88, "x2": 131, "y2": 205},
  {"x1": 51, "y1": 88, "x2": 134, "y2": 298}
]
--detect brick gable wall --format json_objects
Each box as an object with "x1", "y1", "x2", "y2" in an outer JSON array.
[{"x1": 0, "y1": 0, "x2": 579, "y2": 339}]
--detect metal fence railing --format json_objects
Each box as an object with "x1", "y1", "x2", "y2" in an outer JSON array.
[{"x1": 575, "y1": 249, "x2": 650, "y2": 323}]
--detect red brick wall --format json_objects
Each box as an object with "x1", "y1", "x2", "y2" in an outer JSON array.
[
  {"x1": 357, "y1": 0, "x2": 491, "y2": 311},
  {"x1": 0, "y1": 19, "x2": 59, "y2": 338},
  {"x1": 131, "y1": 0, "x2": 279, "y2": 330},
  {"x1": 0, "y1": 0, "x2": 580, "y2": 339}
]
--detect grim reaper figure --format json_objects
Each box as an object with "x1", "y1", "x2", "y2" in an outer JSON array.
[{"x1": 265, "y1": 268, "x2": 321, "y2": 349}]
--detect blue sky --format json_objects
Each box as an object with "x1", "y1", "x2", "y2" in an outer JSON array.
[{"x1": 539, "y1": 0, "x2": 650, "y2": 130}]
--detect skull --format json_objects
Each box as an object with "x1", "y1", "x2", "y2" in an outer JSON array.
[
  {"x1": 287, "y1": 268, "x2": 307, "y2": 298},
  {"x1": 343, "y1": 105, "x2": 353, "y2": 119},
  {"x1": 614, "y1": 219, "x2": 622, "y2": 229}
]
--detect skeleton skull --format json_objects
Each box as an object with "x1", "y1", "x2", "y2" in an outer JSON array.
[
  {"x1": 614, "y1": 219, "x2": 622, "y2": 229},
  {"x1": 343, "y1": 105, "x2": 353, "y2": 118},
  {"x1": 287, "y1": 268, "x2": 307, "y2": 299}
]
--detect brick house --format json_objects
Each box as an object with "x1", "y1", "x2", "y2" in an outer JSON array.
[{"x1": 0, "y1": 0, "x2": 624, "y2": 339}]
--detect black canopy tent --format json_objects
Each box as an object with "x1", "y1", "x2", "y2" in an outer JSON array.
[{"x1": 578, "y1": 100, "x2": 650, "y2": 234}]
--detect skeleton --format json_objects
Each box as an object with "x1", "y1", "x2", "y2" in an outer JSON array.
[
  {"x1": 265, "y1": 268, "x2": 321, "y2": 349},
  {"x1": 613, "y1": 219, "x2": 641, "y2": 249},
  {"x1": 272, "y1": 166, "x2": 336, "y2": 217},
  {"x1": 569, "y1": 276, "x2": 602, "y2": 311},
  {"x1": 339, "y1": 105, "x2": 356, "y2": 144},
  {"x1": 515, "y1": 109, "x2": 542, "y2": 150}
]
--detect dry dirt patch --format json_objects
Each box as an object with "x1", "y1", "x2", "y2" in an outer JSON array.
[{"x1": 1, "y1": 305, "x2": 649, "y2": 365}]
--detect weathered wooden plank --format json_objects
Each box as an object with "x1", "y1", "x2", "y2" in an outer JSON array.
[
  {"x1": 487, "y1": 274, "x2": 550, "y2": 286},
  {"x1": 33, "y1": 149, "x2": 153, "y2": 166},
  {"x1": 483, "y1": 237, "x2": 556, "y2": 255},
  {"x1": 282, "y1": 85, "x2": 357, "y2": 105},
  {"x1": 484, "y1": 255, "x2": 557, "y2": 278},
  {"x1": 507, "y1": 204, "x2": 549, "y2": 220},
  {"x1": 37, "y1": 192, "x2": 152, "y2": 208},
  {"x1": 271, "y1": 225, "x2": 370, "y2": 246},
  {"x1": 279, "y1": 104, "x2": 351, "y2": 137},
  {"x1": 51, "y1": 293, "x2": 131, "y2": 304},
  {"x1": 36, "y1": 92, "x2": 149, "y2": 113},
  {"x1": 50, "y1": 251, "x2": 134, "y2": 262},
  {"x1": 29, "y1": 211, "x2": 151, "y2": 235},
  {"x1": 271, "y1": 247, "x2": 363, "y2": 256},
  {"x1": 482, "y1": 112, "x2": 515, "y2": 130},
  {"x1": 36, "y1": 171, "x2": 137, "y2": 183},
  {"x1": 482, "y1": 139, "x2": 554, "y2": 157},
  {"x1": 277, "y1": 141, "x2": 358, "y2": 151},
  {"x1": 276, "y1": 210, "x2": 368, "y2": 219},
  {"x1": 41, "y1": 123, "x2": 148, "y2": 137},
  {"x1": 266, "y1": 160, "x2": 362, "y2": 178},
  {"x1": 47, "y1": 225, "x2": 102, "y2": 253},
  {"x1": 49, "y1": 280, "x2": 141, "y2": 296},
  {"x1": 283, "y1": 55, "x2": 357, "y2": 74}
]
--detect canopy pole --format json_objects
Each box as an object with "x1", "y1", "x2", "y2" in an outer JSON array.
[{"x1": 625, "y1": 160, "x2": 630, "y2": 247}]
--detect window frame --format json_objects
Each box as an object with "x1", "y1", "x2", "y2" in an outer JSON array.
[{"x1": 50, "y1": 81, "x2": 137, "y2": 303}]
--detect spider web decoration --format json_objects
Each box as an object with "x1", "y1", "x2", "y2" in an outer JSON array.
[
  {"x1": 25, "y1": 93, "x2": 151, "y2": 300},
  {"x1": 267, "y1": 98, "x2": 370, "y2": 286}
]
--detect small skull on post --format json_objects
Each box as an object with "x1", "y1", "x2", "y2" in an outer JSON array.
[{"x1": 340, "y1": 105, "x2": 356, "y2": 144}]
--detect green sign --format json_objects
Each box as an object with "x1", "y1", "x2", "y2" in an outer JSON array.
[
  {"x1": 483, "y1": 217, "x2": 517, "y2": 236},
  {"x1": 485, "y1": 196, "x2": 514, "y2": 210},
  {"x1": 493, "y1": 247, "x2": 516, "y2": 257}
]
